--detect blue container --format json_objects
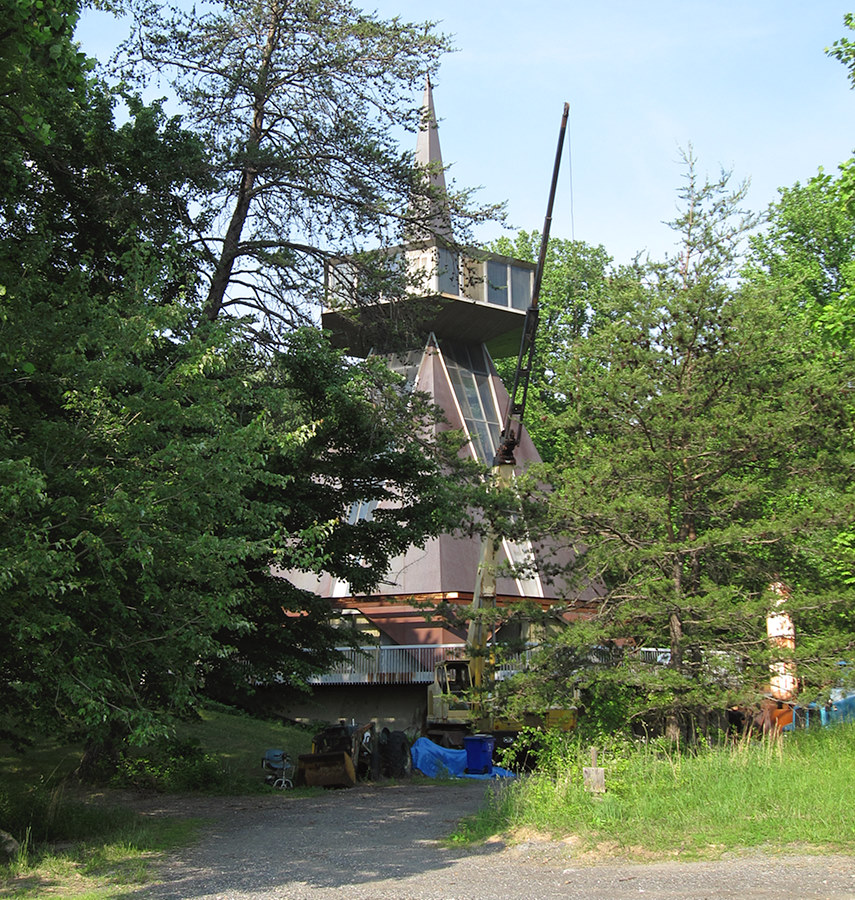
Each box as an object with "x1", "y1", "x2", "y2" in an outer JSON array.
[{"x1": 464, "y1": 734, "x2": 495, "y2": 775}]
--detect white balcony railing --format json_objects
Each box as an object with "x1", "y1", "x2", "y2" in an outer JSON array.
[
  {"x1": 308, "y1": 644, "x2": 534, "y2": 686},
  {"x1": 307, "y1": 644, "x2": 676, "y2": 687}
]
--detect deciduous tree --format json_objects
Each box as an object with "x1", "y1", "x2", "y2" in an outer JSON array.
[
  {"x1": 1, "y1": 3, "x2": 466, "y2": 767},
  {"x1": 749, "y1": 160, "x2": 855, "y2": 348}
]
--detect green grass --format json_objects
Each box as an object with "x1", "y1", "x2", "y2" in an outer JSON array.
[
  {"x1": 177, "y1": 704, "x2": 314, "y2": 792},
  {"x1": 0, "y1": 704, "x2": 316, "y2": 898},
  {"x1": 452, "y1": 724, "x2": 855, "y2": 859},
  {"x1": 113, "y1": 705, "x2": 314, "y2": 794},
  {"x1": 0, "y1": 816, "x2": 200, "y2": 899}
]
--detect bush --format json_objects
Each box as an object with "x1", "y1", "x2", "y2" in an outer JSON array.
[
  {"x1": 0, "y1": 782, "x2": 139, "y2": 846},
  {"x1": 114, "y1": 736, "x2": 230, "y2": 792}
]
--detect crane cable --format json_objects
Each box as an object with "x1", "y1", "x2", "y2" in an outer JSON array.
[{"x1": 567, "y1": 106, "x2": 576, "y2": 241}]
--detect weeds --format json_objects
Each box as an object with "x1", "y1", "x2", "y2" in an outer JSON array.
[
  {"x1": 114, "y1": 736, "x2": 231, "y2": 793},
  {"x1": 0, "y1": 704, "x2": 312, "y2": 897},
  {"x1": 454, "y1": 724, "x2": 855, "y2": 858}
]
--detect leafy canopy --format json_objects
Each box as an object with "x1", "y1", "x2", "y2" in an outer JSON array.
[
  {"x1": 1, "y1": 0, "x2": 470, "y2": 758},
  {"x1": 502, "y1": 155, "x2": 855, "y2": 732}
]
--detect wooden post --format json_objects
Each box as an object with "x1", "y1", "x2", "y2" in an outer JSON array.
[{"x1": 583, "y1": 746, "x2": 605, "y2": 793}]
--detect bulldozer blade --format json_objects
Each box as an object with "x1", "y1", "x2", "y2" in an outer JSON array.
[{"x1": 297, "y1": 751, "x2": 356, "y2": 788}]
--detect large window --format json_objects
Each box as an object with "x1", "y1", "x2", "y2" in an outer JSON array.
[
  {"x1": 486, "y1": 259, "x2": 508, "y2": 306},
  {"x1": 440, "y1": 340, "x2": 501, "y2": 463},
  {"x1": 437, "y1": 247, "x2": 460, "y2": 295},
  {"x1": 486, "y1": 259, "x2": 532, "y2": 309},
  {"x1": 510, "y1": 264, "x2": 533, "y2": 309}
]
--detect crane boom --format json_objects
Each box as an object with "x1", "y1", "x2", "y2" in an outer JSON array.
[
  {"x1": 464, "y1": 103, "x2": 572, "y2": 713},
  {"x1": 493, "y1": 102, "x2": 570, "y2": 466}
]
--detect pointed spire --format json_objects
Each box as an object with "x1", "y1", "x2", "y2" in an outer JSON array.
[
  {"x1": 415, "y1": 76, "x2": 447, "y2": 193},
  {"x1": 412, "y1": 77, "x2": 452, "y2": 240}
]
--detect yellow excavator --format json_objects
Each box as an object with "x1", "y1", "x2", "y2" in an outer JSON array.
[{"x1": 426, "y1": 104, "x2": 577, "y2": 750}]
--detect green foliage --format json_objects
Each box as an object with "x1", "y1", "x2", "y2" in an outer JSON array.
[
  {"x1": 504, "y1": 153, "x2": 855, "y2": 730},
  {"x1": 0, "y1": 3, "x2": 469, "y2": 763},
  {"x1": 746, "y1": 153, "x2": 855, "y2": 669},
  {"x1": 573, "y1": 682, "x2": 639, "y2": 743},
  {"x1": 115, "y1": 736, "x2": 230, "y2": 793},
  {"x1": 495, "y1": 725, "x2": 575, "y2": 774},
  {"x1": 827, "y1": 13, "x2": 855, "y2": 90},
  {"x1": 0, "y1": 0, "x2": 88, "y2": 164},
  {"x1": 749, "y1": 159, "x2": 855, "y2": 348},
  {"x1": 454, "y1": 725, "x2": 855, "y2": 856}
]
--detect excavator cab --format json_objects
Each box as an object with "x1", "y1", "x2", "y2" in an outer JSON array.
[
  {"x1": 436, "y1": 659, "x2": 471, "y2": 697},
  {"x1": 426, "y1": 659, "x2": 475, "y2": 746}
]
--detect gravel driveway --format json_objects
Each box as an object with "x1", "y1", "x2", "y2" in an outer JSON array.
[{"x1": 125, "y1": 781, "x2": 855, "y2": 899}]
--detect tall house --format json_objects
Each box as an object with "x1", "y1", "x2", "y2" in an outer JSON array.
[{"x1": 280, "y1": 83, "x2": 593, "y2": 700}]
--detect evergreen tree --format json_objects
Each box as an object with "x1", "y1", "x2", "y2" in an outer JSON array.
[
  {"x1": 114, "y1": 0, "x2": 501, "y2": 340},
  {"x1": 509, "y1": 155, "x2": 855, "y2": 736},
  {"x1": 0, "y1": 2, "x2": 464, "y2": 765}
]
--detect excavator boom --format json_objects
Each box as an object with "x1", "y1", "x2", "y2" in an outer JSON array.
[{"x1": 428, "y1": 104, "x2": 574, "y2": 746}]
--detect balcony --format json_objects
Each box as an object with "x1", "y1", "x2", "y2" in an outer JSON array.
[
  {"x1": 306, "y1": 644, "x2": 675, "y2": 687},
  {"x1": 321, "y1": 244, "x2": 536, "y2": 359},
  {"x1": 308, "y1": 644, "x2": 534, "y2": 686}
]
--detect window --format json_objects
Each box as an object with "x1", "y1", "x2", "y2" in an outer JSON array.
[
  {"x1": 486, "y1": 260, "x2": 533, "y2": 309},
  {"x1": 510, "y1": 265, "x2": 533, "y2": 309},
  {"x1": 437, "y1": 247, "x2": 460, "y2": 295},
  {"x1": 440, "y1": 340, "x2": 501, "y2": 463},
  {"x1": 486, "y1": 259, "x2": 508, "y2": 306}
]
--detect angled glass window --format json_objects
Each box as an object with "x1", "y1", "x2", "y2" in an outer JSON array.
[
  {"x1": 386, "y1": 349, "x2": 424, "y2": 390},
  {"x1": 439, "y1": 340, "x2": 501, "y2": 464},
  {"x1": 502, "y1": 537, "x2": 544, "y2": 598}
]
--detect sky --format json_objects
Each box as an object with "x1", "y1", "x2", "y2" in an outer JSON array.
[{"x1": 76, "y1": 1, "x2": 855, "y2": 265}]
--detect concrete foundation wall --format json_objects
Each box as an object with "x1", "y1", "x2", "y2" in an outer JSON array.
[{"x1": 250, "y1": 684, "x2": 427, "y2": 734}]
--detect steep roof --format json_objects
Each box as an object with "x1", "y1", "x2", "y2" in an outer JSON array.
[{"x1": 412, "y1": 77, "x2": 452, "y2": 240}]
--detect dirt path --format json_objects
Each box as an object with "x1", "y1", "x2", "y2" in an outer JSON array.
[{"x1": 120, "y1": 782, "x2": 855, "y2": 899}]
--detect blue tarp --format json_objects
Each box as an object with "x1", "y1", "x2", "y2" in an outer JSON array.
[
  {"x1": 825, "y1": 689, "x2": 855, "y2": 725},
  {"x1": 411, "y1": 737, "x2": 515, "y2": 780}
]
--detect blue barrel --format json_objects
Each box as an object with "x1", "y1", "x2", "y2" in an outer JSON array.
[{"x1": 463, "y1": 734, "x2": 495, "y2": 775}]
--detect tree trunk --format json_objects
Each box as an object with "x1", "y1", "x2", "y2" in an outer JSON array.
[
  {"x1": 666, "y1": 604, "x2": 684, "y2": 744},
  {"x1": 669, "y1": 609, "x2": 683, "y2": 671},
  {"x1": 665, "y1": 713, "x2": 681, "y2": 743},
  {"x1": 204, "y1": 11, "x2": 279, "y2": 320},
  {"x1": 76, "y1": 720, "x2": 129, "y2": 784}
]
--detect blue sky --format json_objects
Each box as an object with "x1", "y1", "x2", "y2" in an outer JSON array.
[{"x1": 77, "y1": 1, "x2": 855, "y2": 264}]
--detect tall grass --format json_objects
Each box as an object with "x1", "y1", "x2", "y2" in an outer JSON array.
[
  {"x1": 454, "y1": 724, "x2": 855, "y2": 857},
  {"x1": 0, "y1": 704, "x2": 314, "y2": 897},
  {"x1": 0, "y1": 785, "x2": 199, "y2": 899}
]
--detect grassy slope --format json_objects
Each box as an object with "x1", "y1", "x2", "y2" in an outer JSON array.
[
  {"x1": 173, "y1": 705, "x2": 315, "y2": 792},
  {"x1": 0, "y1": 706, "x2": 315, "y2": 898}
]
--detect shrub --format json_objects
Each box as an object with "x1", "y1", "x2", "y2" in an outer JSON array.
[{"x1": 115, "y1": 736, "x2": 230, "y2": 792}]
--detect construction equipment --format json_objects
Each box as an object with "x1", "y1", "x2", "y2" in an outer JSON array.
[
  {"x1": 426, "y1": 656, "x2": 577, "y2": 748},
  {"x1": 296, "y1": 721, "x2": 377, "y2": 788},
  {"x1": 426, "y1": 104, "x2": 574, "y2": 749}
]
